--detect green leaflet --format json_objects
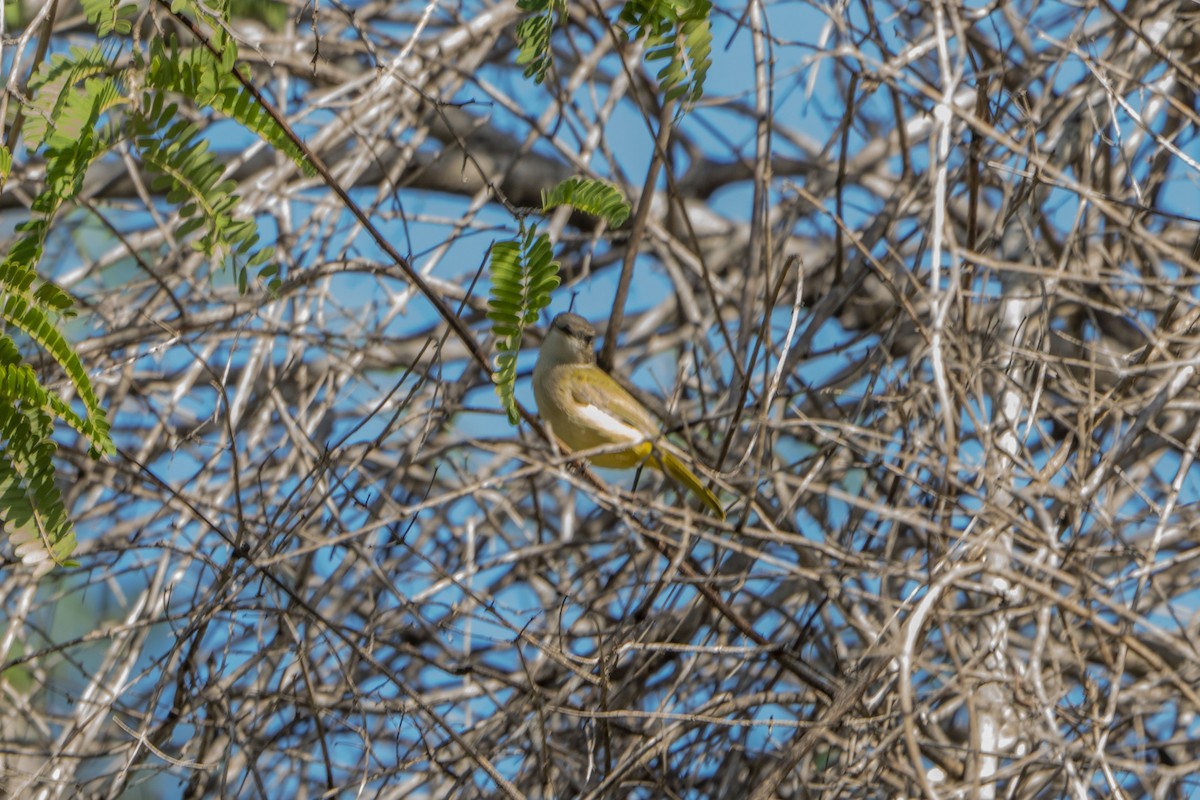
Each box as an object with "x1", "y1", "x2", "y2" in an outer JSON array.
[
  {"x1": 514, "y1": 0, "x2": 712, "y2": 112},
  {"x1": 488, "y1": 226, "x2": 562, "y2": 425},
  {"x1": 146, "y1": 37, "x2": 315, "y2": 179},
  {"x1": 620, "y1": 0, "x2": 713, "y2": 109},
  {"x1": 514, "y1": 0, "x2": 566, "y2": 83},
  {"x1": 80, "y1": 0, "x2": 137, "y2": 36},
  {"x1": 541, "y1": 178, "x2": 631, "y2": 228},
  {"x1": 0, "y1": 364, "x2": 78, "y2": 570},
  {"x1": 4, "y1": 0, "x2": 323, "y2": 570}
]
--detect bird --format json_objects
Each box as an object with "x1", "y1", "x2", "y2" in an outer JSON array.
[{"x1": 532, "y1": 312, "x2": 725, "y2": 519}]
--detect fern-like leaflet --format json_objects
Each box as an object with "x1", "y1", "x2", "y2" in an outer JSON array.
[
  {"x1": 515, "y1": 0, "x2": 566, "y2": 84},
  {"x1": 2, "y1": 0, "x2": 318, "y2": 570},
  {"x1": 620, "y1": 0, "x2": 712, "y2": 107},
  {"x1": 146, "y1": 37, "x2": 315, "y2": 180},
  {"x1": 489, "y1": 225, "x2": 561, "y2": 424},
  {"x1": 79, "y1": 0, "x2": 138, "y2": 36},
  {"x1": 541, "y1": 178, "x2": 632, "y2": 228},
  {"x1": 514, "y1": 0, "x2": 712, "y2": 111}
]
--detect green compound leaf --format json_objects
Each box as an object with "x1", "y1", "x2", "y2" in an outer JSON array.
[
  {"x1": 619, "y1": 0, "x2": 713, "y2": 110},
  {"x1": 488, "y1": 225, "x2": 561, "y2": 424},
  {"x1": 80, "y1": 0, "x2": 138, "y2": 36},
  {"x1": 541, "y1": 177, "x2": 631, "y2": 227},
  {"x1": 515, "y1": 0, "x2": 567, "y2": 83}
]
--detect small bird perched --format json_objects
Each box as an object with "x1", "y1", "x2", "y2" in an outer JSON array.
[{"x1": 532, "y1": 312, "x2": 725, "y2": 519}]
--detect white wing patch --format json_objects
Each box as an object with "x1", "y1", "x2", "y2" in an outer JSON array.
[{"x1": 575, "y1": 401, "x2": 645, "y2": 444}]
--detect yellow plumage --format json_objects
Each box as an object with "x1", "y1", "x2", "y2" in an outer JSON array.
[{"x1": 533, "y1": 313, "x2": 725, "y2": 520}]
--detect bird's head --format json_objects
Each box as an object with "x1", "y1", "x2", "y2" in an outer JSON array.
[{"x1": 540, "y1": 312, "x2": 597, "y2": 367}]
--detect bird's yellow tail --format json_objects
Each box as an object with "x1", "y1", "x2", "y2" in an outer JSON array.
[{"x1": 660, "y1": 452, "x2": 725, "y2": 520}]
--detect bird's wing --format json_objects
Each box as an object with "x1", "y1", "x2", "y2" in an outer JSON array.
[{"x1": 567, "y1": 365, "x2": 660, "y2": 439}]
